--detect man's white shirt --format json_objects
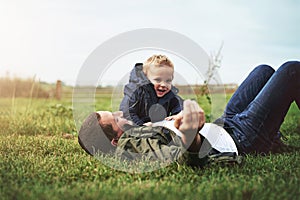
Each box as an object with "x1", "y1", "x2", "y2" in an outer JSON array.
[{"x1": 153, "y1": 120, "x2": 238, "y2": 155}]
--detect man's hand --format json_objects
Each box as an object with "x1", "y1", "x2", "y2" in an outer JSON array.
[{"x1": 174, "y1": 100, "x2": 205, "y2": 152}]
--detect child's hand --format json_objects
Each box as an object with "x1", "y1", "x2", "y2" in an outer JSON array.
[
  {"x1": 165, "y1": 116, "x2": 176, "y2": 121},
  {"x1": 165, "y1": 111, "x2": 183, "y2": 121},
  {"x1": 143, "y1": 122, "x2": 153, "y2": 126}
]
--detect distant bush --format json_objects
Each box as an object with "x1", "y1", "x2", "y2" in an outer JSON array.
[
  {"x1": 0, "y1": 75, "x2": 63, "y2": 98},
  {"x1": 0, "y1": 76, "x2": 52, "y2": 98}
]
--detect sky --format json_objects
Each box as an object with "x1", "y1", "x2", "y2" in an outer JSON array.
[{"x1": 0, "y1": 0, "x2": 299, "y2": 86}]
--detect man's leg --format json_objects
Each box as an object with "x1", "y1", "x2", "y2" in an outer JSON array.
[
  {"x1": 224, "y1": 65, "x2": 275, "y2": 118},
  {"x1": 235, "y1": 61, "x2": 300, "y2": 152}
]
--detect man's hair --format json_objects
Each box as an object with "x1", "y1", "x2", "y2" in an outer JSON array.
[
  {"x1": 95, "y1": 112, "x2": 117, "y2": 141},
  {"x1": 143, "y1": 54, "x2": 174, "y2": 74}
]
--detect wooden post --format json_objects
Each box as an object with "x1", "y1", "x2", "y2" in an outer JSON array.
[{"x1": 55, "y1": 80, "x2": 62, "y2": 100}]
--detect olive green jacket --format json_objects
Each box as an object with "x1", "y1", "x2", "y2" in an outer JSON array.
[{"x1": 116, "y1": 126, "x2": 208, "y2": 167}]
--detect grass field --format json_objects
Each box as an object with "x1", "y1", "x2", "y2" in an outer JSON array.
[{"x1": 0, "y1": 96, "x2": 299, "y2": 200}]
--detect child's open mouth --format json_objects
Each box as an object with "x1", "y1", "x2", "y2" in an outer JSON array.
[
  {"x1": 158, "y1": 89, "x2": 166, "y2": 93},
  {"x1": 156, "y1": 88, "x2": 168, "y2": 96}
]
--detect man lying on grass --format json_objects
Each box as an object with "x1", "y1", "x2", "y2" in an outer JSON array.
[
  {"x1": 79, "y1": 100, "x2": 241, "y2": 167},
  {"x1": 78, "y1": 61, "x2": 300, "y2": 167}
]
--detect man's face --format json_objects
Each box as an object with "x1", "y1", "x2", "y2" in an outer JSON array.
[
  {"x1": 97, "y1": 111, "x2": 129, "y2": 138},
  {"x1": 146, "y1": 65, "x2": 173, "y2": 97}
]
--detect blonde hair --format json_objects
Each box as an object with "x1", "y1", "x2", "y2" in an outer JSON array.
[{"x1": 143, "y1": 55, "x2": 174, "y2": 74}]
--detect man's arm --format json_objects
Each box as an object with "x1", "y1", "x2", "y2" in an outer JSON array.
[{"x1": 174, "y1": 100, "x2": 205, "y2": 152}]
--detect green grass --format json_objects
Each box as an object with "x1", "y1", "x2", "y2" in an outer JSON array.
[{"x1": 0, "y1": 97, "x2": 299, "y2": 200}]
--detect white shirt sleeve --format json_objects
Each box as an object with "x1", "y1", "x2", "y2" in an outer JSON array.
[{"x1": 152, "y1": 120, "x2": 238, "y2": 155}]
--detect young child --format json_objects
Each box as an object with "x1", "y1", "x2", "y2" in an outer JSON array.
[{"x1": 119, "y1": 55, "x2": 183, "y2": 126}]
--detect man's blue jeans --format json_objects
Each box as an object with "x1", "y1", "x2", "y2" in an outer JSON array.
[{"x1": 217, "y1": 61, "x2": 300, "y2": 154}]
